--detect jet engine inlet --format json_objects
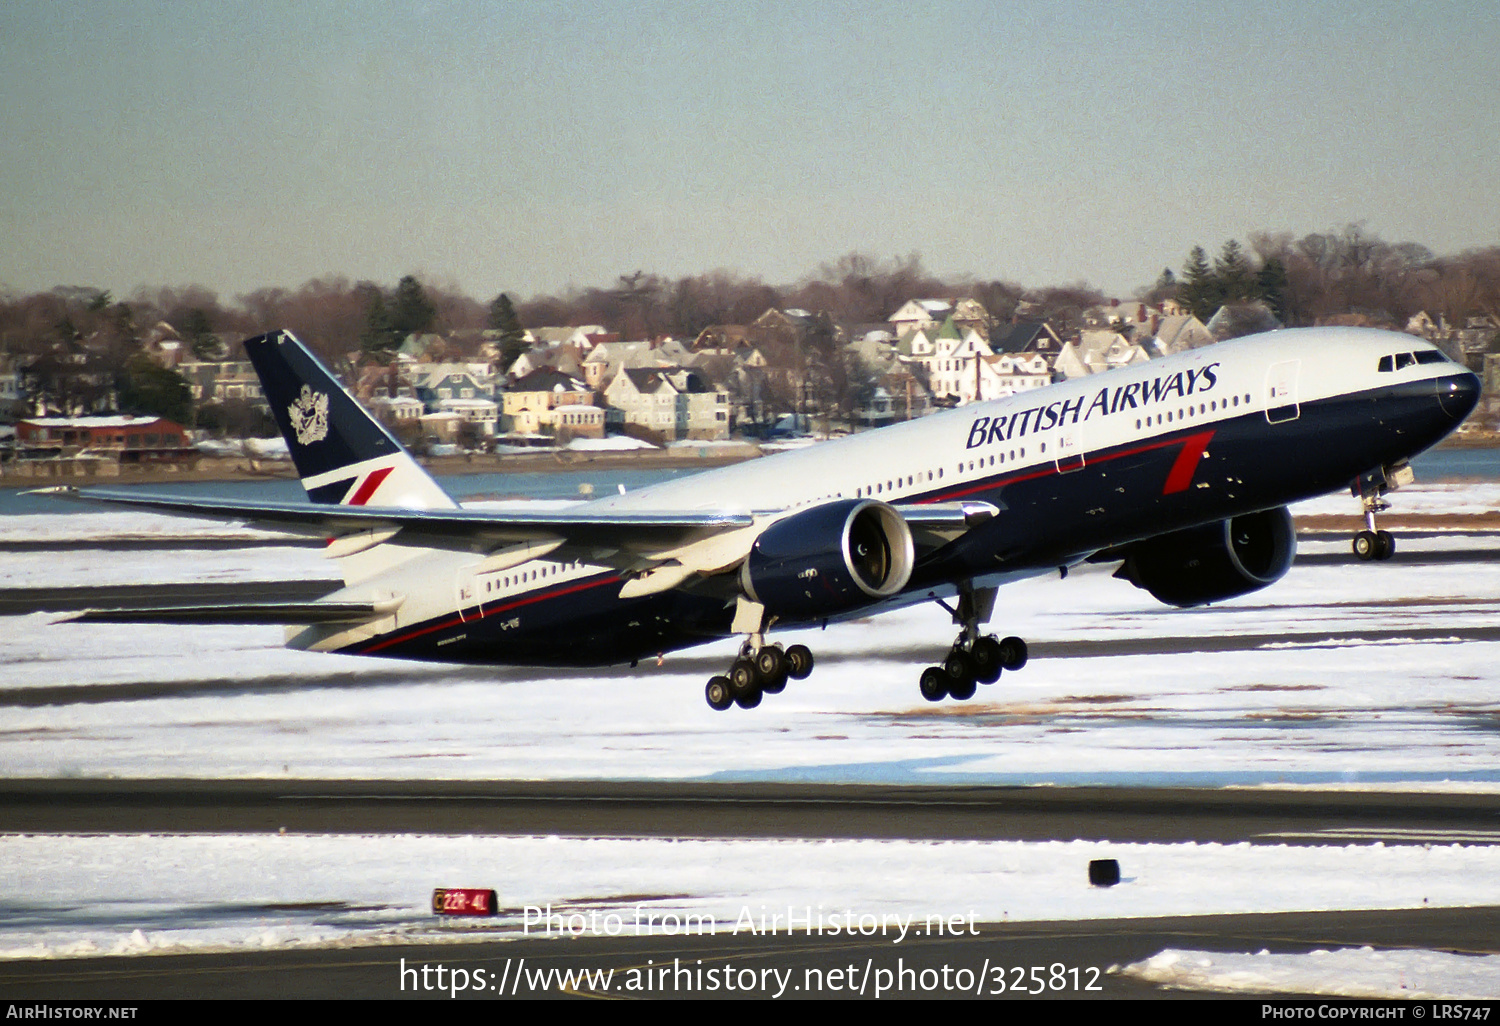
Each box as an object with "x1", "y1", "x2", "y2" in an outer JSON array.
[{"x1": 741, "y1": 499, "x2": 915, "y2": 619}]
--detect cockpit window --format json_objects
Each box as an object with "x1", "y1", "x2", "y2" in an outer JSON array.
[{"x1": 1380, "y1": 350, "x2": 1447, "y2": 372}]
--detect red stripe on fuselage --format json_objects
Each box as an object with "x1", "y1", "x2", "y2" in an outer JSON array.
[
  {"x1": 354, "y1": 573, "x2": 623, "y2": 654},
  {"x1": 922, "y1": 430, "x2": 1218, "y2": 504},
  {"x1": 347, "y1": 466, "x2": 393, "y2": 506}
]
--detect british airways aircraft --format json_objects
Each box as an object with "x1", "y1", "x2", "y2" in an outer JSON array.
[{"x1": 49, "y1": 326, "x2": 1479, "y2": 711}]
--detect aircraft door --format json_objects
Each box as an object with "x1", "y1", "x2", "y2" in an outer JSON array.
[
  {"x1": 455, "y1": 572, "x2": 475, "y2": 623},
  {"x1": 1265, "y1": 360, "x2": 1301, "y2": 424},
  {"x1": 1055, "y1": 421, "x2": 1085, "y2": 473}
]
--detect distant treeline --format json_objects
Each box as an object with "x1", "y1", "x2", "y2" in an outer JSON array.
[{"x1": 3, "y1": 228, "x2": 1498, "y2": 375}]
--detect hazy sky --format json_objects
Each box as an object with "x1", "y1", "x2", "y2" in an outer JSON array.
[{"x1": 2, "y1": 0, "x2": 1497, "y2": 304}]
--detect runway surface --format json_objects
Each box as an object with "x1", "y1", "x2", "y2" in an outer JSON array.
[{"x1": 3, "y1": 779, "x2": 1499, "y2": 845}]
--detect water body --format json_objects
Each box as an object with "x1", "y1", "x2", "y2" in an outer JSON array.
[{"x1": 1, "y1": 444, "x2": 1496, "y2": 516}]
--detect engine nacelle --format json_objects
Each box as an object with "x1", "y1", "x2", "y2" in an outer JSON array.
[
  {"x1": 1115, "y1": 506, "x2": 1296, "y2": 608},
  {"x1": 741, "y1": 499, "x2": 915, "y2": 619}
]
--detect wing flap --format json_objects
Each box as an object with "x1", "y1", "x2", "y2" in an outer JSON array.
[{"x1": 68, "y1": 600, "x2": 396, "y2": 625}]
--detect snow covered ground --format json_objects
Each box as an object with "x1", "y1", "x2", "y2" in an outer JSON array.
[
  {"x1": 1123, "y1": 946, "x2": 1500, "y2": 999},
  {"x1": 3, "y1": 480, "x2": 1499, "y2": 995},
  {"x1": 4, "y1": 832, "x2": 1500, "y2": 997}
]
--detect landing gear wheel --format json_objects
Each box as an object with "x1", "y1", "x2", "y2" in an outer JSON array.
[
  {"x1": 1353, "y1": 530, "x2": 1378, "y2": 561},
  {"x1": 970, "y1": 637, "x2": 1002, "y2": 684},
  {"x1": 705, "y1": 676, "x2": 733, "y2": 711},
  {"x1": 1375, "y1": 530, "x2": 1395, "y2": 561},
  {"x1": 734, "y1": 686, "x2": 762, "y2": 709},
  {"x1": 999, "y1": 636, "x2": 1028, "y2": 671},
  {"x1": 785, "y1": 644, "x2": 814, "y2": 680},
  {"x1": 729, "y1": 658, "x2": 759, "y2": 697},
  {"x1": 943, "y1": 648, "x2": 975, "y2": 687},
  {"x1": 919, "y1": 667, "x2": 949, "y2": 702},
  {"x1": 754, "y1": 646, "x2": 788, "y2": 693},
  {"x1": 947, "y1": 675, "x2": 977, "y2": 701}
]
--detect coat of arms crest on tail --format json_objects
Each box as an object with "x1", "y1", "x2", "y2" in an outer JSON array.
[{"x1": 288, "y1": 384, "x2": 330, "y2": 445}]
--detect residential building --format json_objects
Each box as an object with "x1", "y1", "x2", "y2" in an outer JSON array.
[
  {"x1": 16, "y1": 415, "x2": 192, "y2": 462},
  {"x1": 888, "y1": 298, "x2": 989, "y2": 339},
  {"x1": 176, "y1": 360, "x2": 267, "y2": 407},
  {"x1": 603, "y1": 367, "x2": 730, "y2": 441},
  {"x1": 413, "y1": 364, "x2": 494, "y2": 411},
  {"x1": 501, "y1": 369, "x2": 595, "y2": 437}
]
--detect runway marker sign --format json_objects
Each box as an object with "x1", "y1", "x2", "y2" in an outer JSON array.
[{"x1": 433, "y1": 887, "x2": 497, "y2": 916}]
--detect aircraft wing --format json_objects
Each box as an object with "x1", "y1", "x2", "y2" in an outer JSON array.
[
  {"x1": 37, "y1": 486, "x2": 995, "y2": 604},
  {"x1": 36, "y1": 487, "x2": 991, "y2": 551},
  {"x1": 34, "y1": 486, "x2": 756, "y2": 551}
]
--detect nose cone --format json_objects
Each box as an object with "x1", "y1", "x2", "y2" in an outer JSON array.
[{"x1": 1437, "y1": 370, "x2": 1482, "y2": 421}]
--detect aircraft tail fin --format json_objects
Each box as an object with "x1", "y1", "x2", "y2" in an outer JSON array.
[{"x1": 243, "y1": 330, "x2": 457, "y2": 510}]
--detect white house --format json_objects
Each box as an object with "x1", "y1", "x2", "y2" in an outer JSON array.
[{"x1": 603, "y1": 367, "x2": 730, "y2": 441}]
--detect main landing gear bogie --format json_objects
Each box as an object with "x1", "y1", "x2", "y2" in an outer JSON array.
[
  {"x1": 705, "y1": 642, "x2": 813, "y2": 711},
  {"x1": 920, "y1": 584, "x2": 1030, "y2": 703},
  {"x1": 921, "y1": 634, "x2": 1028, "y2": 703}
]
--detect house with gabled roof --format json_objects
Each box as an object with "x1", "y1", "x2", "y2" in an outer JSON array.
[
  {"x1": 981, "y1": 353, "x2": 1052, "y2": 397},
  {"x1": 693, "y1": 324, "x2": 756, "y2": 352},
  {"x1": 582, "y1": 339, "x2": 679, "y2": 392},
  {"x1": 506, "y1": 341, "x2": 586, "y2": 382},
  {"x1": 1082, "y1": 300, "x2": 1165, "y2": 333},
  {"x1": 920, "y1": 317, "x2": 990, "y2": 404},
  {"x1": 413, "y1": 363, "x2": 493, "y2": 412},
  {"x1": 1149, "y1": 314, "x2": 1216, "y2": 356},
  {"x1": 603, "y1": 366, "x2": 730, "y2": 442},
  {"x1": 176, "y1": 359, "x2": 269, "y2": 409},
  {"x1": 990, "y1": 320, "x2": 1066, "y2": 366},
  {"x1": 501, "y1": 368, "x2": 595, "y2": 437},
  {"x1": 889, "y1": 298, "x2": 989, "y2": 339},
  {"x1": 894, "y1": 315, "x2": 1046, "y2": 406},
  {"x1": 530, "y1": 326, "x2": 606, "y2": 347},
  {"x1": 1062, "y1": 330, "x2": 1152, "y2": 378}
]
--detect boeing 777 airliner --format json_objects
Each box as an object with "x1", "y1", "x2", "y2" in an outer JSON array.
[{"x1": 48, "y1": 326, "x2": 1480, "y2": 710}]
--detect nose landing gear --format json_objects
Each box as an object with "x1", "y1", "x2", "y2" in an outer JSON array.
[{"x1": 1351, "y1": 463, "x2": 1411, "y2": 562}]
